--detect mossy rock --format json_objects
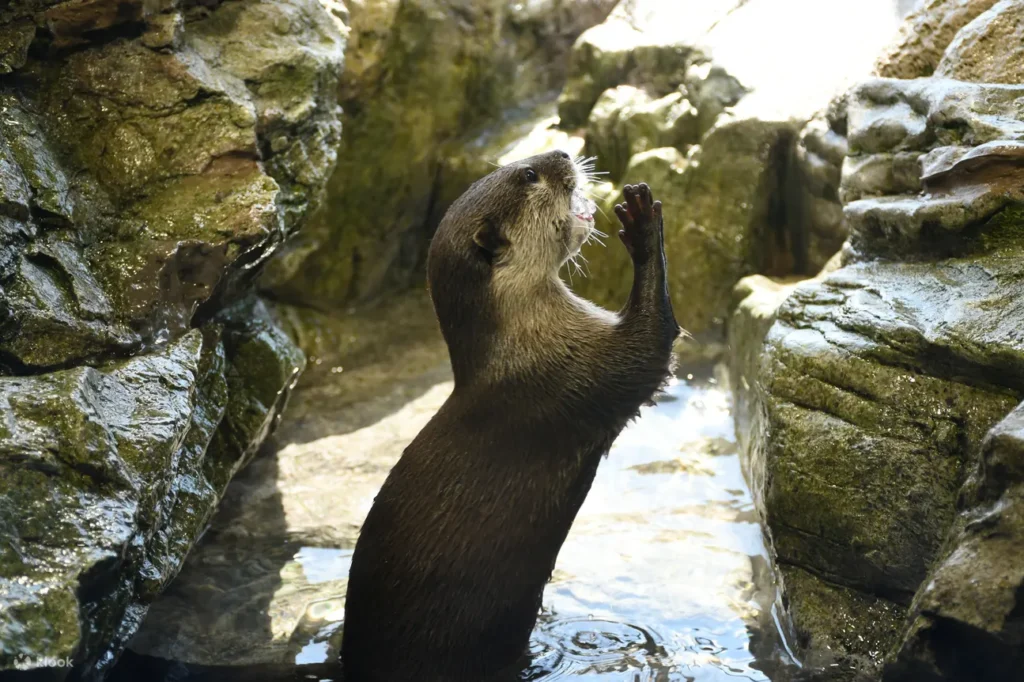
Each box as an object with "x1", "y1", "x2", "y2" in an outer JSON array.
[
  {"x1": 732, "y1": 206, "x2": 1024, "y2": 668},
  {"x1": 885, "y1": 400, "x2": 1024, "y2": 682},
  {"x1": 265, "y1": 0, "x2": 611, "y2": 308},
  {"x1": 575, "y1": 116, "x2": 801, "y2": 339},
  {"x1": 0, "y1": 0, "x2": 339, "y2": 676}
]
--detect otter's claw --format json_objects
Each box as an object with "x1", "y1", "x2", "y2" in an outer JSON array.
[{"x1": 614, "y1": 183, "x2": 663, "y2": 262}]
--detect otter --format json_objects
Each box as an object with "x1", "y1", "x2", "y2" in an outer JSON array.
[{"x1": 342, "y1": 150, "x2": 679, "y2": 682}]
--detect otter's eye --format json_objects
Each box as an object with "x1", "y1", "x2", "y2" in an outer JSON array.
[{"x1": 523, "y1": 168, "x2": 538, "y2": 183}]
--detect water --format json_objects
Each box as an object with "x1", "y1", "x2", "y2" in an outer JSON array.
[
  {"x1": 113, "y1": 367, "x2": 800, "y2": 681},
  {"x1": 522, "y1": 370, "x2": 799, "y2": 681}
]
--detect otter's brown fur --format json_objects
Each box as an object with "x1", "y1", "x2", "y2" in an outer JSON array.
[{"x1": 342, "y1": 151, "x2": 679, "y2": 682}]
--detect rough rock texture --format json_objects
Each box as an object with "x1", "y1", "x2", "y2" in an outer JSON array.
[
  {"x1": 875, "y1": 0, "x2": 1000, "y2": 79},
  {"x1": 129, "y1": 291, "x2": 450, "y2": 667},
  {"x1": 787, "y1": 99, "x2": 850, "y2": 275},
  {"x1": 0, "y1": 0, "x2": 341, "y2": 677},
  {"x1": 554, "y1": 0, "x2": 732, "y2": 129},
  {"x1": 264, "y1": 0, "x2": 617, "y2": 308},
  {"x1": 534, "y1": 0, "x2": 907, "y2": 341},
  {"x1": 729, "y1": 37, "x2": 1024, "y2": 682},
  {"x1": 935, "y1": 0, "x2": 1024, "y2": 84},
  {"x1": 885, "y1": 401, "x2": 1024, "y2": 682},
  {"x1": 576, "y1": 119, "x2": 801, "y2": 339}
]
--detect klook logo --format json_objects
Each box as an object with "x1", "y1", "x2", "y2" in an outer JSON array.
[{"x1": 14, "y1": 655, "x2": 73, "y2": 670}]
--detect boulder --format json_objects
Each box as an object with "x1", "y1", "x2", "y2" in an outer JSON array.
[
  {"x1": 0, "y1": 0, "x2": 341, "y2": 677},
  {"x1": 885, "y1": 401, "x2": 1024, "y2": 682},
  {"x1": 264, "y1": 0, "x2": 616, "y2": 308},
  {"x1": 0, "y1": 333, "x2": 209, "y2": 679},
  {"x1": 129, "y1": 291, "x2": 450, "y2": 668},
  {"x1": 729, "y1": 58, "x2": 1024, "y2": 682},
  {"x1": 583, "y1": 86, "x2": 698, "y2": 183},
  {"x1": 935, "y1": 0, "x2": 1024, "y2": 84},
  {"x1": 875, "y1": 0, "x2": 999, "y2": 79}
]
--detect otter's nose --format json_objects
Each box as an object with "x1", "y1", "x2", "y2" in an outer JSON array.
[{"x1": 555, "y1": 150, "x2": 570, "y2": 159}]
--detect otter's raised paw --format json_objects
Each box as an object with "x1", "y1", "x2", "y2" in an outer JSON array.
[{"x1": 614, "y1": 183, "x2": 663, "y2": 263}]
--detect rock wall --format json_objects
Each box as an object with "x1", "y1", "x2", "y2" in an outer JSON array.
[
  {"x1": 400, "y1": 0, "x2": 907, "y2": 351},
  {"x1": 729, "y1": 1, "x2": 1024, "y2": 679},
  {"x1": 263, "y1": 0, "x2": 617, "y2": 309},
  {"x1": 0, "y1": 1, "x2": 343, "y2": 678}
]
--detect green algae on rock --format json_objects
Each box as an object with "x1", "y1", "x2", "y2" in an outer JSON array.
[
  {"x1": 731, "y1": 217, "x2": 1024, "y2": 677},
  {"x1": 727, "y1": 7, "x2": 1024, "y2": 675},
  {"x1": 0, "y1": 0, "x2": 343, "y2": 677},
  {"x1": 885, "y1": 400, "x2": 1024, "y2": 682},
  {"x1": 0, "y1": 333, "x2": 207, "y2": 676},
  {"x1": 264, "y1": 0, "x2": 615, "y2": 309}
]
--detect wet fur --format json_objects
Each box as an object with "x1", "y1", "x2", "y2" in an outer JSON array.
[{"x1": 342, "y1": 151, "x2": 680, "y2": 682}]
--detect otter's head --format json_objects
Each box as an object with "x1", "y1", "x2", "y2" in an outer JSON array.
[{"x1": 427, "y1": 150, "x2": 600, "y2": 381}]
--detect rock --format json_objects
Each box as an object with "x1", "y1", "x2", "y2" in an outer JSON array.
[
  {"x1": 875, "y1": 0, "x2": 999, "y2": 79},
  {"x1": 728, "y1": 275, "x2": 800, "y2": 448},
  {"x1": 0, "y1": 19, "x2": 34, "y2": 74},
  {"x1": 205, "y1": 298, "x2": 307, "y2": 493},
  {"x1": 554, "y1": 0, "x2": 772, "y2": 128},
  {"x1": 583, "y1": 86, "x2": 697, "y2": 183},
  {"x1": 264, "y1": 0, "x2": 614, "y2": 308},
  {"x1": 787, "y1": 103, "x2": 851, "y2": 274},
  {"x1": 841, "y1": 78, "x2": 1024, "y2": 258},
  {"x1": 0, "y1": 0, "x2": 341, "y2": 676},
  {"x1": 0, "y1": 301, "x2": 305, "y2": 680},
  {"x1": 935, "y1": 0, "x2": 1024, "y2": 84},
  {"x1": 0, "y1": 0, "x2": 344, "y2": 370},
  {"x1": 729, "y1": 17, "x2": 1024, "y2": 674},
  {"x1": 885, "y1": 402, "x2": 1024, "y2": 682},
  {"x1": 575, "y1": 117, "x2": 802, "y2": 339},
  {"x1": 130, "y1": 291, "x2": 450, "y2": 667},
  {"x1": 0, "y1": 333, "x2": 211, "y2": 677},
  {"x1": 731, "y1": 218, "x2": 1024, "y2": 669}
]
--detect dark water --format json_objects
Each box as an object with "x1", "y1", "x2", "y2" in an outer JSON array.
[{"x1": 113, "y1": 370, "x2": 801, "y2": 681}]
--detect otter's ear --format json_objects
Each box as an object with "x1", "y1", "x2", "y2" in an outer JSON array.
[{"x1": 473, "y1": 219, "x2": 508, "y2": 264}]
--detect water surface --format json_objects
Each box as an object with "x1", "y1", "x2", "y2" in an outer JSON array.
[
  {"x1": 115, "y1": 367, "x2": 799, "y2": 681},
  {"x1": 522, "y1": 370, "x2": 799, "y2": 681}
]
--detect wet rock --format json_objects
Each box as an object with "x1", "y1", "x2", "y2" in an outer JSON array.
[
  {"x1": 730, "y1": 20, "x2": 1024, "y2": 674},
  {"x1": 935, "y1": 0, "x2": 1024, "y2": 84},
  {"x1": 0, "y1": 304, "x2": 305, "y2": 679},
  {"x1": 0, "y1": 0, "x2": 341, "y2": 676},
  {"x1": 885, "y1": 401, "x2": 1024, "y2": 682},
  {"x1": 0, "y1": 333, "x2": 210, "y2": 677},
  {"x1": 0, "y1": 19, "x2": 34, "y2": 74},
  {"x1": 205, "y1": 297, "x2": 306, "y2": 493},
  {"x1": 728, "y1": 275, "x2": 800, "y2": 446},
  {"x1": 875, "y1": 0, "x2": 999, "y2": 79},
  {"x1": 0, "y1": 0, "x2": 344, "y2": 370},
  {"x1": 130, "y1": 291, "x2": 450, "y2": 667},
  {"x1": 841, "y1": 78, "x2": 1024, "y2": 258},
  {"x1": 264, "y1": 0, "x2": 615, "y2": 307}
]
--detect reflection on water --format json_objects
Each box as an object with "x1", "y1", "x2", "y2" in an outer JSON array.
[
  {"x1": 113, "y1": 368, "x2": 799, "y2": 681},
  {"x1": 522, "y1": 371, "x2": 800, "y2": 681}
]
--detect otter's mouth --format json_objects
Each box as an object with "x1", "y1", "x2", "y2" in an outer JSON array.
[{"x1": 571, "y1": 190, "x2": 597, "y2": 225}]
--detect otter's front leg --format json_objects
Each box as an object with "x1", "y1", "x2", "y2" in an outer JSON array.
[{"x1": 601, "y1": 183, "x2": 680, "y2": 408}]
